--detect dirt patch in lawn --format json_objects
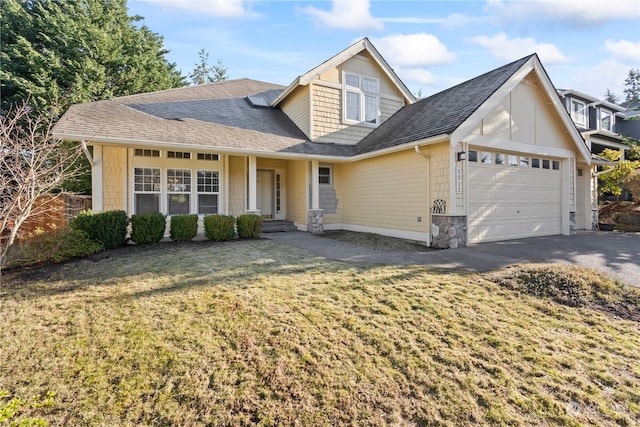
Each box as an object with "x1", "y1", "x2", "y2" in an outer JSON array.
[{"x1": 318, "y1": 230, "x2": 433, "y2": 252}]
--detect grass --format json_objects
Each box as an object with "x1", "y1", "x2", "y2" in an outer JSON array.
[
  {"x1": 1, "y1": 239, "x2": 639, "y2": 426},
  {"x1": 319, "y1": 230, "x2": 433, "y2": 251}
]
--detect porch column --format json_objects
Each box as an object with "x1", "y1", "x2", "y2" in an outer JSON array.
[
  {"x1": 246, "y1": 156, "x2": 260, "y2": 215},
  {"x1": 308, "y1": 160, "x2": 323, "y2": 234}
]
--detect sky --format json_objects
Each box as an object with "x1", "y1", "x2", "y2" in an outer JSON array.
[{"x1": 128, "y1": 0, "x2": 640, "y2": 101}]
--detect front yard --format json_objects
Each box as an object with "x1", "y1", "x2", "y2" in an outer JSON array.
[{"x1": 1, "y1": 239, "x2": 639, "y2": 426}]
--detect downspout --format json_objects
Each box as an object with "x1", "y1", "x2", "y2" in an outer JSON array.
[
  {"x1": 415, "y1": 145, "x2": 431, "y2": 246},
  {"x1": 81, "y1": 140, "x2": 93, "y2": 165}
]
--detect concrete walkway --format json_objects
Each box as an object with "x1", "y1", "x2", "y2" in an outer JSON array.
[{"x1": 264, "y1": 231, "x2": 640, "y2": 287}]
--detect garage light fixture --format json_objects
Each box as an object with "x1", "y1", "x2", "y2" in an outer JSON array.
[{"x1": 457, "y1": 151, "x2": 466, "y2": 161}]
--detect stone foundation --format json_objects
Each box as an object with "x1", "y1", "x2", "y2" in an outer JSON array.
[
  {"x1": 307, "y1": 209, "x2": 324, "y2": 234},
  {"x1": 431, "y1": 215, "x2": 467, "y2": 249},
  {"x1": 245, "y1": 209, "x2": 261, "y2": 216},
  {"x1": 569, "y1": 211, "x2": 576, "y2": 235},
  {"x1": 591, "y1": 209, "x2": 599, "y2": 230}
]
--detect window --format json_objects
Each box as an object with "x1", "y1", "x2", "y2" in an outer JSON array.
[
  {"x1": 167, "y1": 169, "x2": 191, "y2": 215},
  {"x1": 578, "y1": 168, "x2": 583, "y2": 177},
  {"x1": 495, "y1": 153, "x2": 505, "y2": 165},
  {"x1": 552, "y1": 161, "x2": 560, "y2": 170},
  {"x1": 168, "y1": 151, "x2": 191, "y2": 159},
  {"x1": 197, "y1": 170, "x2": 219, "y2": 214},
  {"x1": 570, "y1": 99, "x2": 586, "y2": 127},
  {"x1": 134, "y1": 168, "x2": 161, "y2": 213},
  {"x1": 480, "y1": 152, "x2": 493, "y2": 164},
  {"x1": 468, "y1": 150, "x2": 478, "y2": 162},
  {"x1": 542, "y1": 159, "x2": 550, "y2": 169},
  {"x1": 519, "y1": 156, "x2": 530, "y2": 167},
  {"x1": 508, "y1": 155, "x2": 518, "y2": 167},
  {"x1": 532, "y1": 158, "x2": 540, "y2": 168},
  {"x1": 134, "y1": 149, "x2": 160, "y2": 157},
  {"x1": 600, "y1": 109, "x2": 612, "y2": 131},
  {"x1": 319, "y1": 166, "x2": 332, "y2": 185},
  {"x1": 197, "y1": 153, "x2": 219, "y2": 161},
  {"x1": 344, "y1": 72, "x2": 379, "y2": 125}
]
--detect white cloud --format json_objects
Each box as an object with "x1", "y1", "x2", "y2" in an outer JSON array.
[
  {"x1": 141, "y1": 0, "x2": 259, "y2": 18},
  {"x1": 605, "y1": 39, "x2": 640, "y2": 63},
  {"x1": 563, "y1": 59, "x2": 630, "y2": 99},
  {"x1": 300, "y1": 0, "x2": 382, "y2": 31},
  {"x1": 396, "y1": 67, "x2": 438, "y2": 86},
  {"x1": 378, "y1": 13, "x2": 487, "y2": 28},
  {"x1": 470, "y1": 33, "x2": 569, "y2": 64},
  {"x1": 371, "y1": 33, "x2": 456, "y2": 67},
  {"x1": 485, "y1": 0, "x2": 640, "y2": 25}
]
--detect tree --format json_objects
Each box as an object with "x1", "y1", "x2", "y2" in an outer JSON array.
[
  {"x1": 623, "y1": 69, "x2": 640, "y2": 104},
  {"x1": 604, "y1": 89, "x2": 619, "y2": 104},
  {"x1": 0, "y1": 0, "x2": 186, "y2": 115},
  {"x1": 598, "y1": 148, "x2": 640, "y2": 199},
  {"x1": 1, "y1": 102, "x2": 85, "y2": 274},
  {"x1": 189, "y1": 48, "x2": 228, "y2": 85}
]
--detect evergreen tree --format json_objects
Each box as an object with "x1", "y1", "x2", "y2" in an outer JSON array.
[
  {"x1": 604, "y1": 89, "x2": 619, "y2": 104},
  {"x1": 0, "y1": 0, "x2": 186, "y2": 114},
  {"x1": 623, "y1": 69, "x2": 640, "y2": 103},
  {"x1": 189, "y1": 48, "x2": 228, "y2": 85}
]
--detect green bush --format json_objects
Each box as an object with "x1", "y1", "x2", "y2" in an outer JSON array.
[
  {"x1": 169, "y1": 214, "x2": 198, "y2": 241},
  {"x1": 70, "y1": 210, "x2": 128, "y2": 249},
  {"x1": 130, "y1": 213, "x2": 166, "y2": 244},
  {"x1": 204, "y1": 215, "x2": 236, "y2": 241},
  {"x1": 236, "y1": 214, "x2": 262, "y2": 239},
  {"x1": 5, "y1": 227, "x2": 103, "y2": 268}
]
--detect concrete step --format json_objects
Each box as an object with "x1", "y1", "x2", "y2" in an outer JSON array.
[{"x1": 261, "y1": 220, "x2": 297, "y2": 233}]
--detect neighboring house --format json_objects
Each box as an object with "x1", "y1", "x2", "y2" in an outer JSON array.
[
  {"x1": 557, "y1": 89, "x2": 636, "y2": 203},
  {"x1": 53, "y1": 38, "x2": 592, "y2": 248}
]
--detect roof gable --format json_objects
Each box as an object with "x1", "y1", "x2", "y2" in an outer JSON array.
[{"x1": 272, "y1": 38, "x2": 416, "y2": 107}]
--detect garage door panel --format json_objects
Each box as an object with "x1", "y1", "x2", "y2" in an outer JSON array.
[{"x1": 468, "y1": 160, "x2": 562, "y2": 244}]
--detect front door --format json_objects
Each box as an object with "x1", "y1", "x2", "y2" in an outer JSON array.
[{"x1": 257, "y1": 170, "x2": 274, "y2": 219}]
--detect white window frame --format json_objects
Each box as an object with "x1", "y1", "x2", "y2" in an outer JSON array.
[
  {"x1": 570, "y1": 99, "x2": 587, "y2": 127},
  {"x1": 343, "y1": 72, "x2": 380, "y2": 126},
  {"x1": 166, "y1": 169, "x2": 192, "y2": 215},
  {"x1": 196, "y1": 170, "x2": 220, "y2": 215},
  {"x1": 599, "y1": 108, "x2": 613, "y2": 131},
  {"x1": 318, "y1": 165, "x2": 333, "y2": 186},
  {"x1": 134, "y1": 167, "x2": 161, "y2": 214}
]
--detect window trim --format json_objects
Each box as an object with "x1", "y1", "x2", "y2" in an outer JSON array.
[
  {"x1": 318, "y1": 165, "x2": 333, "y2": 186},
  {"x1": 342, "y1": 71, "x2": 380, "y2": 127},
  {"x1": 134, "y1": 167, "x2": 161, "y2": 214},
  {"x1": 570, "y1": 98, "x2": 587, "y2": 127},
  {"x1": 599, "y1": 108, "x2": 613, "y2": 131},
  {"x1": 166, "y1": 168, "x2": 192, "y2": 215}
]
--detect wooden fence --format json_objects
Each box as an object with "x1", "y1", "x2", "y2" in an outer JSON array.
[{"x1": 16, "y1": 193, "x2": 92, "y2": 240}]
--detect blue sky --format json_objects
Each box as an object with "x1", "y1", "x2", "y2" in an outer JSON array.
[{"x1": 129, "y1": 0, "x2": 640, "y2": 101}]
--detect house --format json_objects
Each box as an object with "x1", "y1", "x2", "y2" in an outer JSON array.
[
  {"x1": 53, "y1": 38, "x2": 593, "y2": 248},
  {"x1": 557, "y1": 89, "x2": 635, "y2": 203}
]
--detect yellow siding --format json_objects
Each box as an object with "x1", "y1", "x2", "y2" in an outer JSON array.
[
  {"x1": 429, "y1": 142, "x2": 451, "y2": 207},
  {"x1": 338, "y1": 149, "x2": 429, "y2": 232},
  {"x1": 102, "y1": 146, "x2": 126, "y2": 211},
  {"x1": 228, "y1": 156, "x2": 245, "y2": 216},
  {"x1": 481, "y1": 72, "x2": 575, "y2": 151},
  {"x1": 280, "y1": 86, "x2": 310, "y2": 138},
  {"x1": 286, "y1": 160, "x2": 307, "y2": 225}
]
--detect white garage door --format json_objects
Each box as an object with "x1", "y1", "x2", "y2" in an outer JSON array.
[{"x1": 468, "y1": 151, "x2": 562, "y2": 243}]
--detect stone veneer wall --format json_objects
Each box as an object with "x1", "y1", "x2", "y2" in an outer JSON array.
[
  {"x1": 307, "y1": 209, "x2": 324, "y2": 234},
  {"x1": 569, "y1": 211, "x2": 576, "y2": 235},
  {"x1": 591, "y1": 209, "x2": 598, "y2": 230},
  {"x1": 431, "y1": 215, "x2": 467, "y2": 249}
]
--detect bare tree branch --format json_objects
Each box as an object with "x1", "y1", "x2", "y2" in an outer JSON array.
[{"x1": 1, "y1": 102, "x2": 84, "y2": 274}]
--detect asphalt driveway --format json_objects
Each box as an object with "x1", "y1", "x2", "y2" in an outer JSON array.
[{"x1": 266, "y1": 231, "x2": 640, "y2": 287}]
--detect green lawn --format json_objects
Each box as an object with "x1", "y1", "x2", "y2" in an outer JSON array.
[{"x1": 1, "y1": 239, "x2": 639, "y2": 426}]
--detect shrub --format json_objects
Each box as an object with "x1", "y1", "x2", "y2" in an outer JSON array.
[
  {"x1": 236, "y1": 214, "x2": 262, "y2": 239},
  {"x1": 170, "y1": 214, "x2": 198, "y2": 241},
  {"x1": 70, "y1": 210, "x2": 128, "y2": 249},
  {"x1": 625, "y1": 169, "x2": 640, "y2": 202},
  {"x1": 204, "y1": 215, "x2": 236, "y2": 241},
  {"x1": 5, "y1": 227, "x2": 103, "y2": 268},
  {"x1": 130, "y1": 213, "x2": 166, "y2": 244}
]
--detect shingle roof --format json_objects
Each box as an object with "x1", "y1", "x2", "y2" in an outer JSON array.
[{"x1": 354, "y1": 55, "x2": 535, "y2": 155}]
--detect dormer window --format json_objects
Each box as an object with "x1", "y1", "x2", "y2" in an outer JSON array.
[
  {"x1": 570, "y1": 99, "x2": 587, "y2": 127},
  {"x1": 343, "y1": 72, "x2": 379, "y2": 126},
  {"x1": 600, "y1": 109, "x2": 613, "y2": 131}
]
